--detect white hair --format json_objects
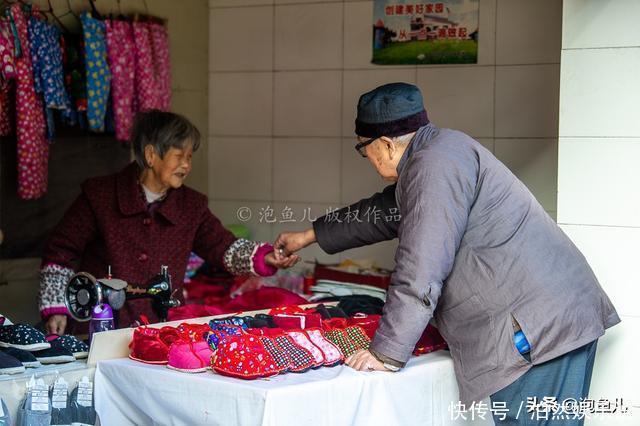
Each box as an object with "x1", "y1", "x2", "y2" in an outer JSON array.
[{"x1": 392, "y1": 132, "x2": 416, "y2": 146}]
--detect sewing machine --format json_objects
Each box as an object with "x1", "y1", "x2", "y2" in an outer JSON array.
[{"x1": 64, "y1": 265, "x2": 181, "y2": 322}]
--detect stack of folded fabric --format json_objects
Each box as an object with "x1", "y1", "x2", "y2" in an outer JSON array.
[{"x1": 0, "y1": 323, "x2": 88, "y2": 373}]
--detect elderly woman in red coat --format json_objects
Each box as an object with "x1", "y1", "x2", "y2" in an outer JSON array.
[{"x1": 39, "y1": 110, "x2": 298, "y2": 335}]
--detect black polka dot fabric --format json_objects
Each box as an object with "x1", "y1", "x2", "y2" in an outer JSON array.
[
  {"x1": 48, "y1": 334, "x2": 89, "y2": 358},
  {"x1": 0, "y1": 324, "x2": 50, "y2": 351}
]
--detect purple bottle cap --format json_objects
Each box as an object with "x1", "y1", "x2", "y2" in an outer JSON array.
[{"x1": 92, "y1": 303, "x2": 114, "y2": 320}]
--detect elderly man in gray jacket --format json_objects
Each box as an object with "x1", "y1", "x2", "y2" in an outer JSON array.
[{"x1": 275, "y1": 83, "x2": 619, "y2": 424}]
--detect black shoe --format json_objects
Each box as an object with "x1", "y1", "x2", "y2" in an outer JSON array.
[
  {"x1": 0, "y1": 347, "x2": 41, "y2": 368},
  {"x1": 0, "y1": 350, "x2": 26, "y2": 374},
  {"x1": 32, "y1": 346, "x2": 76, "y2": 364}
]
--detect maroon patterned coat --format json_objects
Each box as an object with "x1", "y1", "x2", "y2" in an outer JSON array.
[{"x1": 40, "y1": 162, "x2": 237, "y2": 327}]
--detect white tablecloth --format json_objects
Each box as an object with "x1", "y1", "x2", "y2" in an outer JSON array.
[{"x1": 95, "y1": 351, "x2": 494, "y2": 426}]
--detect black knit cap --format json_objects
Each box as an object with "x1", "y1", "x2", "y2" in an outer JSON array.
[{"x1": 355, "y1": 82, "x2": 429, "y2": 138}]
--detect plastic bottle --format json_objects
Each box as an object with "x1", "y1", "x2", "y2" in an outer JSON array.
[{"x1": 88, "y1": 303, "x2": 114, "y2": 345}]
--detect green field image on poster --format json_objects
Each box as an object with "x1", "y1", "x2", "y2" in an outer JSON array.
[{"x1": 372, "y1": 1, "x2": 479, "y2": 65}]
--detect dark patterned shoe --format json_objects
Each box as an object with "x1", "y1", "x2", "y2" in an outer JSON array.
[
  {"x1": 0, "y1": 350, "x2": 26, "y2": 374},
  {"x1": 0, "y1": 324, "x2": 50, "y2": 351},
  {"x1": 46, "y1": 334, "x2": 89, "y2": 359},
  {"x1": 344, "y1": 326, "x2": 371, "y2": 351},
  {"x1": 0, "y1": 347, "x2": 41, "y2": 368},
  {"x1": 32, "y1": 346, "x2": 76, "y2": 364}
]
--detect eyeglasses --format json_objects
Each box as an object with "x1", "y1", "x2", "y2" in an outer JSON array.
[{"x1": 354, "y1": 137, "x2": 377, "y2": 158}]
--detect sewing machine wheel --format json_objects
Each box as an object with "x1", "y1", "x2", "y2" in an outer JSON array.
[{"x1": 65, "y1": 272, "x2": 100, "y2": 322}]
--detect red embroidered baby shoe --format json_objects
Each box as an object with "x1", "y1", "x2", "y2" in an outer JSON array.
[
  {"x1": 321, "y1": 317, "x2": 349, "y2": 331},
  {"x1": 129, "y1": 326, "x2": 171, "y2": 364},
  {"x1": 176, "y1": 323, "x2": 212, "y2": 343},
  {"x1": 346, "y1": 314, "x2": 381, "y2": 340},
  {"x1": 167, "y1": 340, "x2": 213, "y2": 373},
  {"x1": 303, "y1": 328, "x2": 343, "y2": 366},
  {"x1": 285, "y1": 330, "x2": 325, "y2": 368},
  {"x1": 343, "y1": 325, "x2": 371, "y2": 351},
  {"x1": 323, "y1": 327, "x2": 359, "y2": 358},
  {"x1": 272, "y1": 334, "x2": 316, "y2": 373},
  {"x1": 212, "y1": 334, "x2": 281, "y2": 380},
  {"x1": 245, "y1": 328, "x2": 289, "y2": 373}
]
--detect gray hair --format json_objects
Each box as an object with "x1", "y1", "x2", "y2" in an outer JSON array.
[
  {"x1": 391, "y1": 132, "x2": 416, "y2": 146},
  {"x1": 131, "y1": 110, "x2": 201, "y2": 169}
]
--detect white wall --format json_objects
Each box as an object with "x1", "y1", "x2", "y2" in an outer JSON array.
[
  {"x1": 559, "y1": 1, "x2": 640, "y2": 424},
  {"x1": 208, "y1": 0, "x2": 561, "y2": 270}
]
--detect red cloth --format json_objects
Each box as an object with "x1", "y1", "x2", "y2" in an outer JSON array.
[
  {"x1": 167, "y1": 287, "x2": 308, "y2": 321},
  {"x1": 43, "y1": 162, "x2": 237, "y2": 327},
  {"x1": 347, "y1": 314, "x2": 381, "y2": 340},
  {"x1": 413, "y1": 324, "x2": 448, "y2": 356},
  {"x1": 183, "y1": 275, "x2": 235, "y2": 301}
]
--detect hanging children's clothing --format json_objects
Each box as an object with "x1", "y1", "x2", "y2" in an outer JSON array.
[
  {"x1": 80, "y1": 12, "x2": 111, "y2": 132},
  {"x1": 28, "y1": 16, "x2": 71, "y2": 139},
  {"x1": 149, "y1": 21, "x2": 171, "y2": 110},
  {"x1": 132, "y1": 21, "x2": 160, "y2": 111},
  {"x1": 0, "y1": 18, "x2": 16, "y2": 136},
  {"x1": 61, "y1": 33, "x2": 87, "y2": 128},
  {"x1": 9, "y1": 3, "x2": 48, "y2": 200},
  {"x1": 105, "y1": 19, "x2": 135, "y2": 141}
]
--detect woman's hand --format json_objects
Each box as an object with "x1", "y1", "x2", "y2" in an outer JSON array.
[
  {"x1": 346, "y1": 349, "x2": 389, "y2": 372},
  {"x1": 45, "y1": 314, "x2": 67, "y2": 335},
  {"x1": 273, "y1": 228, "x2": 316, "y2": 260},
  {"x1": 265, "y1": 251, "x2": 300, "y2": 269}
]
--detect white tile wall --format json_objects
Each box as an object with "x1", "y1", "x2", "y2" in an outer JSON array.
[
  {"x1": 495, "y1": 138, "x2": 558, "y2": 212},
  {"x1": 560, "y1": 224, "x2": 640, "y2": 319},
  {"x1": 417, "y1": 66, "x2": 495, "y2": 138},
  {"x1": 587, "y1": 315, "x2": 640, "y2": 426},
  {"x1": 275, "y1": 3, "x2": 343, "y2": 70},
  {"x1": 276, "y1": 0, "x2": 341, "y2": 4},
  {"x1": 559, "y1": 48, "x2": 640, "y2": 138},
  {"x1": 476, "y1": 138, "x2": 494, "y2": 153},
  {"x1": 559, "y1": 1, "x2": 640, "y2": 414},
  {"x1": 210, "y1": 0, "x2": 562, "y2": 269},
  {"x1": 208, "y1": 199, "x2": 274, "y2": 242},
  {"x1": 563, "y1": 0, "x2": 640, "y2": 50},
  {"x1": 209, "y1": 72, "x2": 273, "y2": 136},
  {"x1": 274, "y1": 71, "x2": 342, "y2": 137},
  {"x1": 210, "y1": 6, "x2": 274, "y2": 71},
  {"x1": 343, "y1": 1, "x2": 377, "y2": 70},
  {"x1": 496, "y1": 0, "x2": 562, "y2": 65},
  {"x1": 273, "y1": 138, "x2": 341, "y2": 203},
  {"x1": 476, "y1": 0, "x2": 497, "y2": 66},
  {"x1": 209, "y1": 137, "x2": 272, "y2": 200},
  {"x1": 558, "y1": 138, "x2": 640, "y2": 227},
  {"x1": 210, "y1": 0, "x2": 273, "y2": 7},
  {"x1": 495, "y1": 64, "x2": 560, "y2": 138}
]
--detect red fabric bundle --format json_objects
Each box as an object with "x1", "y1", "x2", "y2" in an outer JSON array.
[
  {"x1": 168, "y1": 287, "x2": 309, "y2": 321},
  {"x1": 212, "y1": 334, "x2": 282, "y2": 380},
  {"x1": 413, "y1": 324, "x2": 448, "y2": 356},
  {"x1": 346, "y1": 314, "x2": 381, "y2": 340}
]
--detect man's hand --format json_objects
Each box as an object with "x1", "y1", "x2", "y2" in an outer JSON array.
[
  {"x1": 265, "y1": 251, "x2": 300, "y2": 269},
  {"x1": 45, "y1": 314, "x2": 67, "y2": 335},
  {"x1": 345, "y1": 349, "x2": 390, "y2": 372},
  {"x1": 274, "y1": 228, "x2": 316, "y2": 260}
]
